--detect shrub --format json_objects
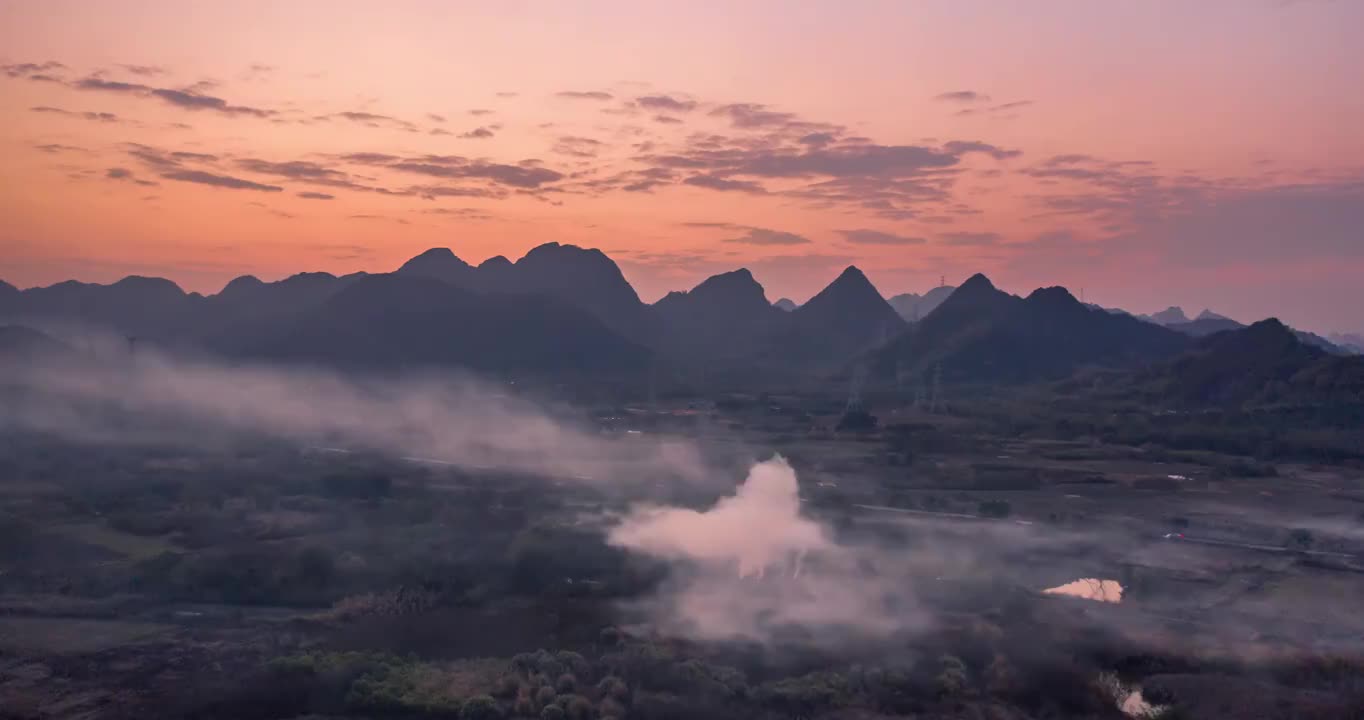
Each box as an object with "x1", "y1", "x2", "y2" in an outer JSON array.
[
  {"x1": 984, "y1": 655, "x2": 1018, "y2": 696},
  {"x1": 934, "y1": 668, "x2": 967, "y2": 698},
  {"x1": 935, "y1": 655, "x2": 969, "y2": 698},
  {"x1": 596, "y1": 676, "x2": 629, "y2": 702},
  {"x1": 556, "y1": 651, "x2": 591, "y2": 679},
  {"x1": 562, "y1": 694, "x2": 593, "y2": 720},
  {"x1": 461, "y1": 695, "x2": 502, "y2": 720},
  {"x1": 757, "y1": 672, "x2": 849, "y2": 715},
  {"x1": 556, "y1": 673, "x2": 577, "y2": 694},
  {"x1": 599, "y1": 698, "x2": 627, "y2": 718},
  {"x1": 492, "y1": 673, "x2": 521, "y2": 699}
]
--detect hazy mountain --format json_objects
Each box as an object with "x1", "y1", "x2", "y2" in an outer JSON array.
[
  {"x1": 1195, "y1": 309, "x2": 1233, "y2": 322},
  {"x1": 1293, "y1": 328, "x2": 1350, "y2": 355},
  {"x1": 0, "y1": 279, "x2": 17, "y2": 307},
  {"x1": 1164, "y1": 314, "x2": 1350, "y2": 355},
  {"x1": 653, "y1": 269, "x2": 785, "y2": 364},
  {"x1": 773, "y1": 298, "x2": 797, "y2": 312},
  {"x1": 1329, "y1": 332, "x2": 1364, "y2": 353},
  {"x1": 869, "y1": 274, "x2": 1189, "y2": 384},
  {"x1": 396, "y1": 244, "x2": 652, "y2": 343},
  {"x1": 232, "y1": 273, "x2": 649, "y2": 372},
  {"x1": 887, "y1": 285, "x2": 956, "y2": 322},
  {"x1": 1167, "y1": 317, "x2": 1244, "y2": 337},
  {"x1": 0, "y1": 325, "x2": 72, "y2": 362},
  {"x1": 1111, "y1": 319, "x2": 1364, "y2": 407},
  {"x1": 1148, "y1": 306, "x2": 1190, "y2": 325},
  {"x1": 1156, "y1": 319, "x2": 1325, "y2": 405},
  {"x1": 0, "y1": 276, "x2": 202, "y2": 340},
  {"x1": 762, "y1": 266, "x2": 905, "y2": 370},
  {"x1": 193, "y1": 271, "x2": 370, "y2": 350}
]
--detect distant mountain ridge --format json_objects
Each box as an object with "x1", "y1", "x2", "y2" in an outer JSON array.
[
  {"x1": 1089, "y1": 318, "x2": 1364, "y2": 408},
  {"x1": 1147, "y1": 306, "x2": 1190, "y2": 325},
  {"x1": 868, "y1": 273, "x2": 1190, "y2": 384},
  {"x1": 652, "y1": 269, "x2": 785, "y2": 365},
  {"x1": 231, "y1": 273, "x2": 650, "y2": 372},
  {"x1": 888, "y1": 285, "x2": 956, "y2": 322},
  {"x1": 3, "y1": 248, "x2": 1351, "y2": 377},
  {"x1": 397, "y1": 243, "x2": 651, "y2": 342},
  {"x1": 762, "y1": 266, "x2": 906, "y2": 370}
]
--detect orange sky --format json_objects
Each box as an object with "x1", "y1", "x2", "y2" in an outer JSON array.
[{"x1": 2, "y1": 0, "x2": 1362, "y2": 332}]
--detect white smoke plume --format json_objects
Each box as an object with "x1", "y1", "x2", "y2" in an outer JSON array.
[
  {"x1": 609, "y1": 456, "x2": 827, "y2": 578},
  {"x1": 609, "y1": 456, "x2": 924, "y2": 642}
]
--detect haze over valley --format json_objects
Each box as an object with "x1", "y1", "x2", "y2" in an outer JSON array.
[{"x1": 2, "y1": 2, "x2": 1362, "y2": 719}]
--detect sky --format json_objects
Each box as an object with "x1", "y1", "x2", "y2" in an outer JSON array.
[{"x1": 1, "y1": 0, "x2": 1361, "y2": 333}]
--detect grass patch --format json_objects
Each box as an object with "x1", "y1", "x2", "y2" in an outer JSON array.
[
  {"x1": 52, "y1": 522, "x2": 179, "y2": 561},
  {"x1": 0, "y1": 617, "x2": 172, "y2": 654}
]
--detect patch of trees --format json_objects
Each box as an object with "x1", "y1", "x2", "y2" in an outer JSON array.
[{"x1": 130, "y1": 543, "x2": 340, "y2": 606}]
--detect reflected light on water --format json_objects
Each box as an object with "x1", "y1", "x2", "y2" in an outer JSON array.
[{"x1": 1043, "y1": 578, "x2": 1124, "y2": 603}]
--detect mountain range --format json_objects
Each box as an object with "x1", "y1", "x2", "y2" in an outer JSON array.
[
  {"x1": 1091, "y1": 318, "x2": 1364, "y2": 408},
  {"x1": 0, "y1": 244, "x2": 1355, "y2": 383},
  {"x1": 867, "y1": 274, "x2": 1190, "y2": 384}
]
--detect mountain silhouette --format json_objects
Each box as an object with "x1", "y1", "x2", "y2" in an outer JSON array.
[
  {"x1": 1117, "y1": 319, "x2": 1364, "y2": 407},
  {"x1": 1164, "y1": 314, "x2": 1350, "y2": 355},
  {"x1": 6, "y1": 249, "x2": 1343, "y2": 380},
  {"x1": 762, "y1": 266, "x2": 905, "y2": 370},
  {"x1": 503, "y1": 243, "x2": 650, "y2": 340},
  {"x1": 195, "y1": 271, "x2": 370, "y2": 350},
  {"x1": 475, "y1": 255, "x2": 516, "y2": 288},
  {"x1": 0, "y1": 276, "x2": 201, "y2": 339},
  {"x1": 396, "y1": 247, "x2": 475, "y2": 285},
  {"x1": 231, "y1": 273, "x2": 649, "y2": 372},
  {"x1": 772, "y1": 298, "x2": 797, "y2": 312},
  {"x1": 888, "y1": 285, "x2": 956, "y2": 322},
  {"x1": 1167, "y1": 316, "x2": 1244, "y2": 337},
  {"x1": 1148, "y1": 306, "x2": 1190, "y2": 325},
  {"x1": 869, "y1": 274, "x2": 1189, "y2": 384},
  {"x1": 653, "y1": 269, "x2": 785, "y2": 364},
  {"x1": 396, "y1": 244, "x2": 651, "y2": 343}
]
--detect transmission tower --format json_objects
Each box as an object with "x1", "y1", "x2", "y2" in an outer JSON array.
[{"x1": 845, "y1": 363, "x2": 867, "y2": 414}]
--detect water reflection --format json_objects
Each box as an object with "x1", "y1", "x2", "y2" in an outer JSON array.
[{"x1": 1043, "y1": 578, "x2": 1123, "y2": 603}]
